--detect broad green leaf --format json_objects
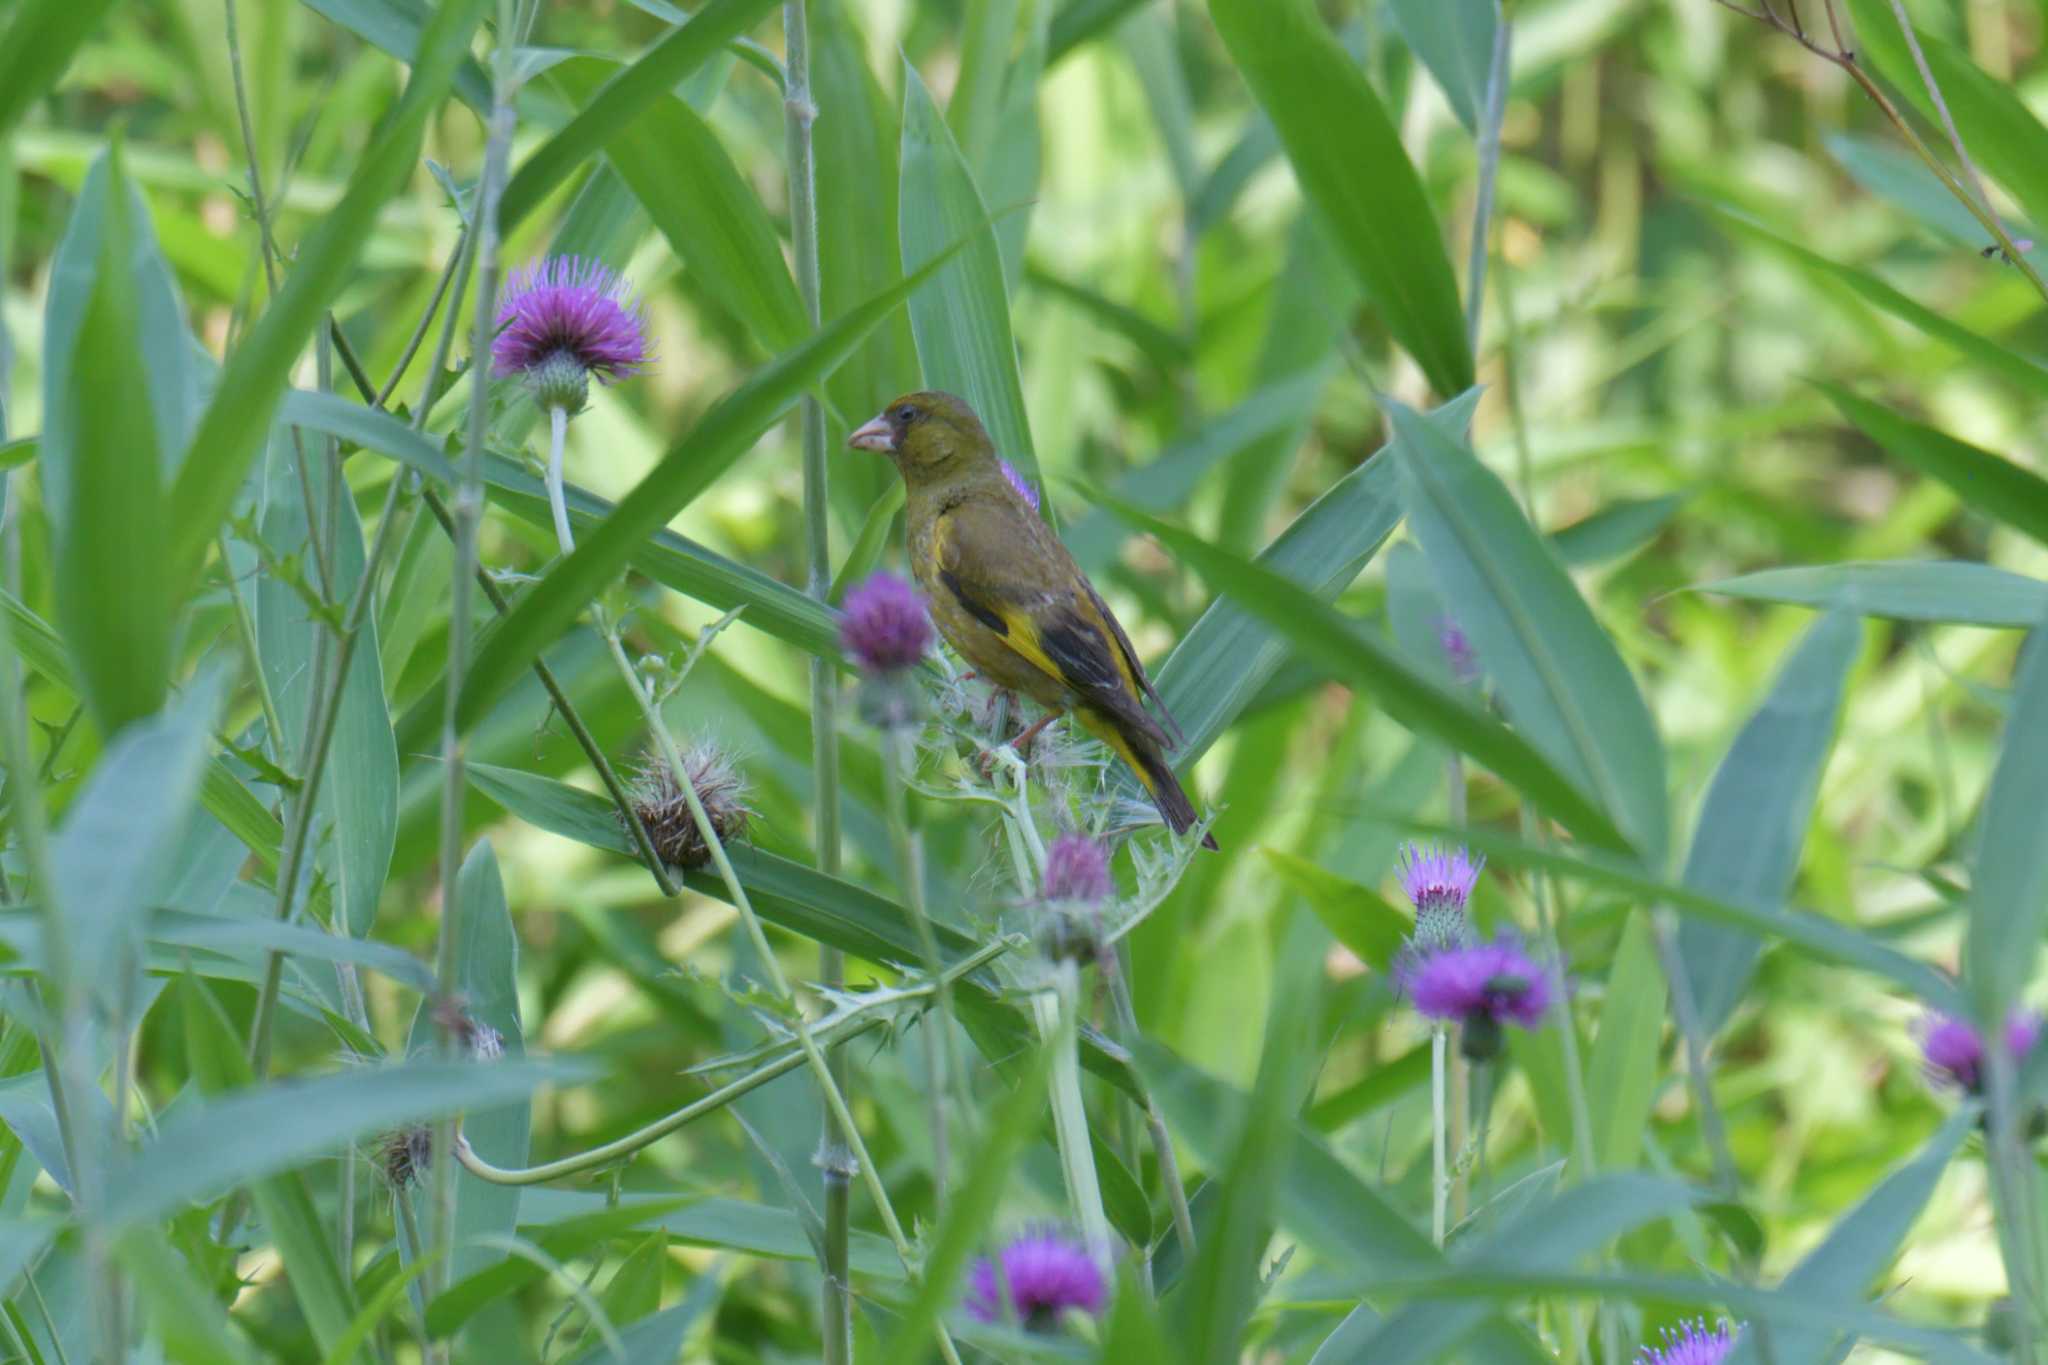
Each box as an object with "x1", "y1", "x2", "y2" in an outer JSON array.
[
  {"x1": 1726, "y1": 1110, "x2": 1972, "y2": 1365},
  {"x1": 813, "y1": 0, "x2": 919, "y2": 494},
  {"x1": 0, "y1": 0, "x2": 122, "y2": 135},
  {"x1": 1551, "y1": 493, "x2": 1685, "y2": 567},
  {"x1": 1826, "y1": 133, "x2": 1988, "y2": 246},
  {"x1": 52, "y1": 676, "x2": 218, "y2": 996},
  {"x1": 900, "y1": 62, "x2": 1039, "y2": 481},
  {"x1": 1712, "y1": 208, "x2": 2048, "y2": 401},
  {"x1": 1967, "y1": 626, "x2": 2048, "y2": 1019},
  {"x1": 298, "y1": 0, "x2": 491, "y2": 111},
  {"x1": 1698, "y1": 561, "x2": 2048, "y2": 627},
  {"x1": 166, "y1": 0, "x2": 487, "y2": 598},
  {"x1": 497, "y1": 0, "x2": 781, "y2": 232},
  {"x1": 115, "y1": 1224, "x2": 259, "y2": 1365},
  {"x1": 1403, "y1": 820, "x2": 1967, "y2": 1011},
  {"x1": 453, "y1": 231, "x2": 973, "y2": 733},
  {"x1": 1679, "y1": 612, "x2": 1859, "y2": 1035},
  {"x1": 253, "y1": 428, "x2": 397, "y2": 937},
  {"x1": 149, "y1": 909, "x2": 432, "y2": 993},
  {"x1": 1844, "y1": 0, "x2": 2048, "y2": 237},
  {"x1": 1156, "y1": 390, "x2": 1480, "y2": 762},
  {"x1": 180, "y1": 975, "x2": 358, "y2": 1359},
  {"x1": 1390, "y1": 401, "x2": 1668, "y2": 868},
  {"x1": 946, "y1": 0, "x2": 1023, "y2": 174},
  {"x1": 601, "y1": 1233, "x2": 666, "y2": 1324},
  {"x1": 1583, "y1": 911, "x2": 1667, "y2": 1172},
  {"x1": 1823, "y1": 382, "x2": 2048, "y2": 550},
  {"x1": 425, "y1": 1197, "x2": 690, "y2": 1335},
  {"x1": 1093, "y1": 486, "x2": 1630, "y2": 852},
  {"x1": 1262, "y1": 849, "x2": 1408, "y2": 974},
  {"x1": 1047, "y1": 0, "x2": 1150, "y2": 63},
  {"x1": 550, "y1": 58, "x2": 806, "y2": 352},
  {"x1": 102, "y1": 1055, "x2": 587, "y2": 1228},
  {"x1": 1209, "y1": 0, "x2": 1473, "y2": 396},
  {"x1": 42, "y1": 144, "x2": 174, "y2": 733},
  {"x1": 1387, "y1": 0, "x2": 1499, "y2": 133},
  {"x1": 562, "y1": 1297, "x2": 708, "y2": 1365}
]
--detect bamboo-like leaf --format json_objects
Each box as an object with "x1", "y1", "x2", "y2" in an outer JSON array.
[
  {"x1": 0, "y1": 0, "x2": 123, "y2": 135},
  {"x1": 1209, "y1": 0, "x2": 1473, "y2": 397},
  {"x1": 165, "y1": 0, "x2": 487, "y2": 598},
  {"x1": 1389, "y1": 401, "x2": 1668, "y2": 868},
  {"x1": 496, "y1": 0, "x2": 781, "y2": 232},
  {"x1": 899, "y1": 62, "x2": 1039, "y2": 480},
  {"x1": 42, "y1": 144, "x2": 174, "y2": 734},
  {"x1": 298, "y1": 0, "x2": 491, "y2": 111},
  {"x1": 1091, "y1": 486, "x2": 1630, "y2": 853},
  {"x1": 115, "y1": 1224, "x2": 260, "y2": 1365},
  {"x1": 1387, "y1": 0, "x2": 1499, "y2": 133},
  {"x1": 1822, "y1": 382, "x2": 2048, "y2": 549},
  {"x1": 1679, "y1": 612, "x2": 1859, "y2": 1035},
  {"x1": 453, "y1": 232, "x2": 971, "y2": 733},
  {"x1": 1967, "y1": 627, "x2": 2048, "y2": 1020},
  {"x1": 550, "y1": 58, "x2": 806, "y2": 351},
  {"x1": 1582, "y1": 912, "x2": 1667, "y2": 1172},
  {"x1": 1697, "y1": 561, "x2": 2048, "y2": 627}
]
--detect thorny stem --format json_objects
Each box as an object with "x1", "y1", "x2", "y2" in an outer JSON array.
[
  {"x1": 881, "y1": 726, "x2": 959, "y2": 1204},
  {"x1": 781, "y1": 4, "x2": 853, "y2": 1357},
  {"x1": 456, "y1": 940, "x2": 1014, "y2": 1186},
  {"x1": 600, "y1": 628, "x2": 965, "y2": 1365},
  {"x1": 431, "y1": 1, "x2": 516, "y2": 1321}
]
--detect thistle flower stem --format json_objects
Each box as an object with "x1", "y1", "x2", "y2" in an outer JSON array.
[
  {"x1": 602, "y1": 628, "x2": 964, "y2": 1365},
  {"x1": 545, "y1": 403, "x2": 575, "y2": 556},
  {"x1": 1105, "y1": 961, "x2": 1195, "y2": 1265},
  {"x1": 1985, "y1": 1046, "x2": 2043, "y2": 1359},
  {"x1": 456, "y1": 940, "x2": 1013, "y2": 1186},
  {"x1": 881, "y1": 726, "x2": 960, "y2": 1204},
  {"x1": 1431, "y1": 1026, "x2": 1449, "y2": 1247},
  {"x1": 429, "y1": 4, "x2": 516, "y2": 1323},
  {"x1": 1033, "y1": 962, "x2": 1113, "y2": 1255}
]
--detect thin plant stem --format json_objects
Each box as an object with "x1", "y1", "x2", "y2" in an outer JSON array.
[
  {"x1": 881, "y1": 725, "x2": 957, "y2": 1203},
  {"x1": 1883, "y1": 0, "x2": 2005, "y2": 234},
  {"x1": 545, "y1": 404, "x2": 574, "y2": 555},
  {"x1": 456, "y1": 940, "x2": 1013, "y2": 1186},
  {"x1": 376, "y1": 220, "x2": 469, "y2": 408},
  {"x1": 1431, "y1": 1026, "x2": 1449, "y2": 1247},
  {"x1": 1033, "y1": 963, "x2": 1112, "y2": 1254},
  {"x1": 600, "y1": 628, "x2": 965, "y2": 1365},
  {"x1": 1105, "y1": 959, "x2": 1195, "y2": 1266},
  {"x1": 1986, "y1": 1046, "x2": 2042, "y2": 1361},
  {"x1": 430, "y1": 1, "x2": 516, "y2": 1319},
  {"x1": 216, "y1": 532, "x2": 288, "y2": 752},
  {"x1": 1463, "y1": 15, "x2": 1511, "y2": 351},
  {"x1": 781, "y1": 4, "x2": 852, "y2": 1357}
]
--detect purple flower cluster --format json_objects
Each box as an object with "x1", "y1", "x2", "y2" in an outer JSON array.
[
  {"x1": 1043, "y1": 832, "x2": 1112, "y2": 905},
  {"x1": 1402, "y1": 936, "x2": 1553, "y2": 1031},
  {"x1": 1921, "y1": 1009, "x2": 2042, "y2": 1094},
  {"x1": 964, "y1": 1230, "x2": 1105, "y2": 1330},
  {"x1": 1636, "y1": 1318, "x2": 1739, "y2": 1365},
  {"x1": 492, "y1": 255, "x2": 649, "y2": 409},
  {"x1": 839, "y1": 572, "x2": 933, "y2": 675}
]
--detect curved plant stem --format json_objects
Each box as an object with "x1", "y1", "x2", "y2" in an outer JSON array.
[
  {"x1": 881, "y1": 725, "x2": 960, "y2": 1202},
  {"x1": 601, "y1": 628, "x2": 964, "y2": 1365}
]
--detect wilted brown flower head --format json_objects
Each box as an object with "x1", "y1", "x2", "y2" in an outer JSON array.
[
  {"x1": 626, "y1": 745, "x2": 752, "y2": 870},
  {"x1": 380, "y1": 1127, "x2": 433, "y2": 1189}
]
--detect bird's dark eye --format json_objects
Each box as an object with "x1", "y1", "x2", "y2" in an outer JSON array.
[{"x1": 894, "y1": 405, "x2": 919, "y2": 424}]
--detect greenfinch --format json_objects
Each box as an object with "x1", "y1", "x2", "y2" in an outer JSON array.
[{"x1": 849, "y1": 392, "x2": 1216, "y2": 849}]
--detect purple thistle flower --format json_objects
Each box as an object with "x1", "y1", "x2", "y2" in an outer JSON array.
[
  {"x1": 493, "y1": 255, "x2": 649, "y2": 409},
  {"x1": 839, "y1": 572, "x2": 932, "y2": 675},
  {"x1": 1043, "y1": 833, "x2": 1112, "y2": 905},
  {"x1": 1400, "y1": 843, "x2": 1482, "y2": 952},
  {"x1": 1001, "y1": 459, "x2": 1041, "y2": 514},
  {"x1": 964, "y1": 1230, "x2": 1106, "y2": 1330},
  {"x1": 1439, "y1": 616, "x2": 1480, "y2": 684},
  {"x1": 1636, "y1": 1318, "x2": 1739, "y2": 1365},
  {"x1": 1400, "y1": 932, "x2": 1552, "y2": 1061},
  {"x1": 1920, "y1": 1009, "x2": 2042, "y2": 1094}
]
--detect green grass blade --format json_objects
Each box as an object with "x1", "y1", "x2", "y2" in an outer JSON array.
[
  {"x1": 1823, "y1": 381, "x2": 2048, "y2": 549},
  {"x1": 298, "y1": 0, "x2": 491, "y2": 111},
  {"x1": 899, "y1": 61, "x2": 1039, "y2": 480},
  {"x1": 0, "y1": 0, "x2": 123, "y2": 135},
  {"x1": 1389, "y1": 400, "x2": 1669, "y2": 868},
  {"x1": 165, "y1": 0, "x2": 487, "y2": 599},
  {"x1": 1696, "y1": 561, "x2": 2048, "y2": 627},
  {"x1": 1209, "y1": 0, "x2": 1473, "y2": 397},
  {"x1": 496, "y1": 0, "x2": 780, "y2": 233},
  {"x1": 1966, "y1": 623, "x2": 2048, "y2": 1019},
  {"x1": 114, "y1": 1224, "x2": 260, "y2": 1365},
  {"x1": 1583, "y1": 911, "x2": 1668, "y2": 1172},
  {"x1": 549, "y1": 57, "x2": 806, "y2": 351},
  {"x1": 1387, "y1": 0, "x2": 1499, "y2": 134},
  {"x1": 1091, "y1": 485, "x2": 1630, "y2": 853},
  {"x1": 42, "y1": 143, "x2": 173, "y2": 734},
  {"x1": 452, "y1": 232, "x2": 970, "y2": 734},
  {"x1": 1679, "y1": 612, "x2": 1859, "y2": 1035}
]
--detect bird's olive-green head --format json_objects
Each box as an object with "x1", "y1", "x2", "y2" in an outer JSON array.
[{"x1": 847, "y1": 391, "x2": 998, "y2": 485}]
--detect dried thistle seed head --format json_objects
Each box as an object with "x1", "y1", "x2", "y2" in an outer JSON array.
[
  {"x1": 432, "y1": 997, "x2": 505, "y2": 1060},
  {"x1": 380, "y1": 1127, "x2": 433, "y2": 1189},
  {"x1": 626, "y1": 745, "x2": 753, "y2": 870}
]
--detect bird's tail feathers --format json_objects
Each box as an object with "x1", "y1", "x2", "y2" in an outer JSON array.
[{"x1": 1084, "y1": 712, "x2": 1219, "y2": 851}]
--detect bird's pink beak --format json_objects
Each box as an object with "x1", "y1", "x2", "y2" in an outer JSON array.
[{"x1": 848, "y1": 414, "x2": 896, "y2": 454}]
